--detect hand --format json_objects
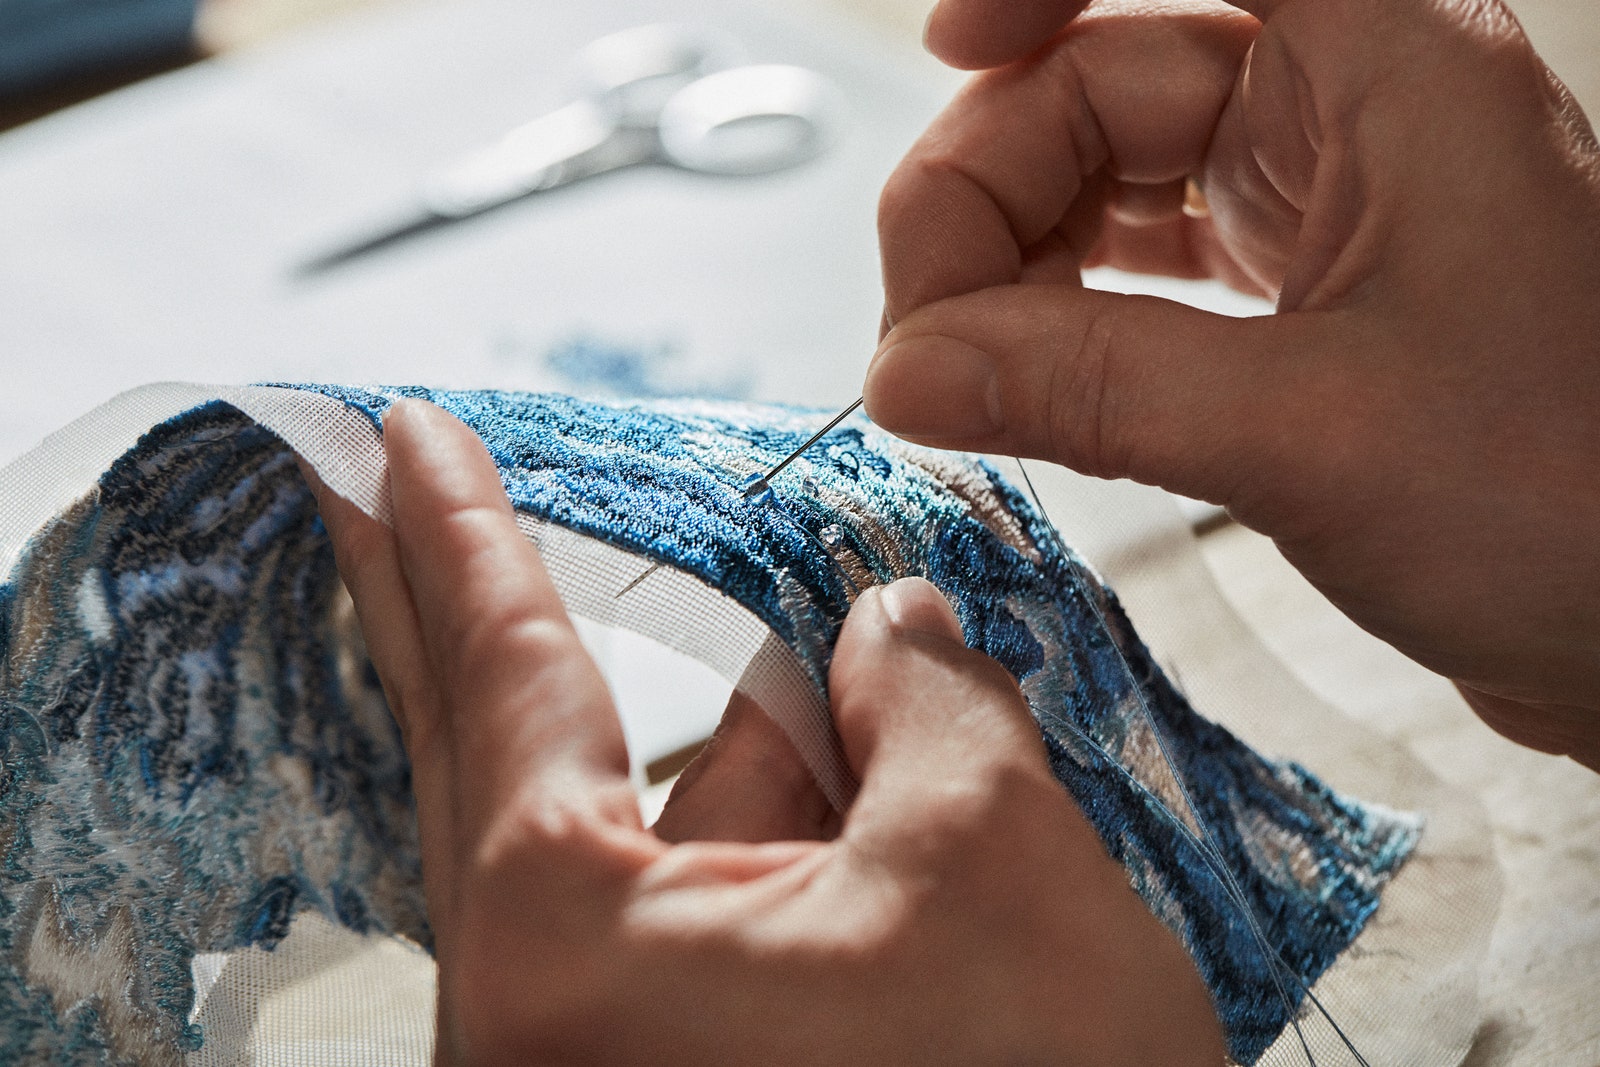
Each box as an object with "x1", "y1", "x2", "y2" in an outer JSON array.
[
  {"x1": 866, "y1": 0, "x2": 1600, "y2": 768},
  {"x1": 306, "y1": 399, "x2": 1223, "y2": 1065}
]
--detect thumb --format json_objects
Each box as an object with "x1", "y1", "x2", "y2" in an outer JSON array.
[
  {"x1": 862, "y1": 283, "x2": 1322, "y2": 507},
  {"x1": 829, "y1": 578, "x2": 1073, "y2": 872}
]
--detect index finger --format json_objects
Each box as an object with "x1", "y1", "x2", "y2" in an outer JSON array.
[
  {"x1": 925, "y1": 0, "x2": 1278, "y2": 70},
  {"x1": 381, "y1": 400, "x2": 641, "y2": 843},
  {"x1": 880, "y1": 0, "x2": 1258, "y2": 322}
]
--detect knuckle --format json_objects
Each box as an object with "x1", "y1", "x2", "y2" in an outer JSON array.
[
  {"x1": 943, "y1": 649, "x2": 1035, "y2": 737},
  {"x1": 1046, "y1": 293, "x2": 1121, "y2": 478},
  {"x1": 935, "y1": 757, "x2": 1057, "y2": 846},
  {"x1": 891, "y1": 744, "x2": 1059, "y2": 883},
  {"x1": 475, "y1": 790, "x2": 606, "y2": 874},
  {"x1": 834, "y1": 630, "x2": 1023, "y2": 738},
  {"x1": 1420, "y1": 0, "x2": 1549, "y2": 93},
  {"x1": 449, "y1": 608, "x2": 574, "y2": 692},
  {"x1": 496, "y1": 614, "x2": 583, "y2": 673},
  {"x1": 843, "y1": 908, "x2": 924, "y2": 980},
  {"x1": 1429, "y1": 0, "x2": 1522, "y2": 44}
]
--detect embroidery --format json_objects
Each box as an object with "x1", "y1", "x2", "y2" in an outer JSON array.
[{"x1": 0, "y1": 390, "x2": 1420, "y2": 1064}]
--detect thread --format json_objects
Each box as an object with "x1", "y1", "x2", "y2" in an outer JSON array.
[{"x1": 1014, "y1": 459, "x2": 1372, "y2": 1067}]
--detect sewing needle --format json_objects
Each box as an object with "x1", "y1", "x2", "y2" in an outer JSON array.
[
  {"x1": 620, "y1": 398, "x2": 863, "y2": 598},
  {"x1": 744, "y1": 396, "x2": 863, "y2": 498}
]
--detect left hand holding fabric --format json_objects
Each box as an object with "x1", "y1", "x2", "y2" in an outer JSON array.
[{"x1": 304, "y1": 398, "x2": 1223, "y2": 1065}]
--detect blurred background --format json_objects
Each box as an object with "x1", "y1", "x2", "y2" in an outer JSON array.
[{"x1": 0, "y1": 0, "x2": 968, "y2": 469}]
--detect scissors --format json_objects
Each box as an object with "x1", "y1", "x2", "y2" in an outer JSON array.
[{"x1": 301, "y1": 25, "x2": 840, "y2": 274}]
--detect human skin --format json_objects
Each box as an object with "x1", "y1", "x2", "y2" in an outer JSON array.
[
  {"x1": 306, "y1": 399, "x2": 1224, "y2": 1065},
  {"x1": 301, "y1": 0, "x2": 1600, "y2": 1055},
  {"x1": 866, "y1": 0, "x2": 1600, "y2": 770}
]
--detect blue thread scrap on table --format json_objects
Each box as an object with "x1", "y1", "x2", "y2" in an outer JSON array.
[
  {"x1": 536, "y1": 333, "x2": 754, "y2": 401},
  {"x1": 0, "y1": 388, "x2": 1421, "y2": 1064}
]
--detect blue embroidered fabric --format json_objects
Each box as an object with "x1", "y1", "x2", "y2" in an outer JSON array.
[{"x1": 0, "y1": 388, "x2": 1420, "y2": 1064}]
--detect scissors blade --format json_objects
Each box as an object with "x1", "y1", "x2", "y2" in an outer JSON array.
[
  {"x1": 294, "y1": 212, "x2": 457, "y2": 277},
  {"x1": 295, "y1": 101, "x2": 637, "y2": 277}
]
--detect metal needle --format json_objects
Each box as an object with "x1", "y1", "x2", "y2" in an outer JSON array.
[
  {"x1": 614, "y1": 561, "x2": 662, "y2": 599},
  {"x1": 743, "y1": 396, "x2": 863, "y2": 497}
]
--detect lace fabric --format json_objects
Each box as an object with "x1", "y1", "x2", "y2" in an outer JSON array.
[{"x1": 0, "y1": 385, "x2": 1495, "y2": 1065}]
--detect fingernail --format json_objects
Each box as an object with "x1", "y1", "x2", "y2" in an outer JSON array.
[
  {"x1": 879, "y1": 577, "x2": 965, "y2": 643},
  {"x1": 382, "y1": 399, "x2": 456, "y2": 449},
  {"x1": 866, "y1": 335, "x2": 1002, "y2": 440},
  {"x1": 380, "y1": 398, "x2": 415, "y2": 434},
  {"x1": 383, "y1": 397, "x2": 434, "y2": 423}
]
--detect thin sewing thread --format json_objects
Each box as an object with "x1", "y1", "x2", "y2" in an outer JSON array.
[
  {"x1": 1014, "y1": 459, "x2": 1372, "y2": 1067},
  {"x1": 1013, "y1": 460, "x2": 1312, "y2": 1062}
]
